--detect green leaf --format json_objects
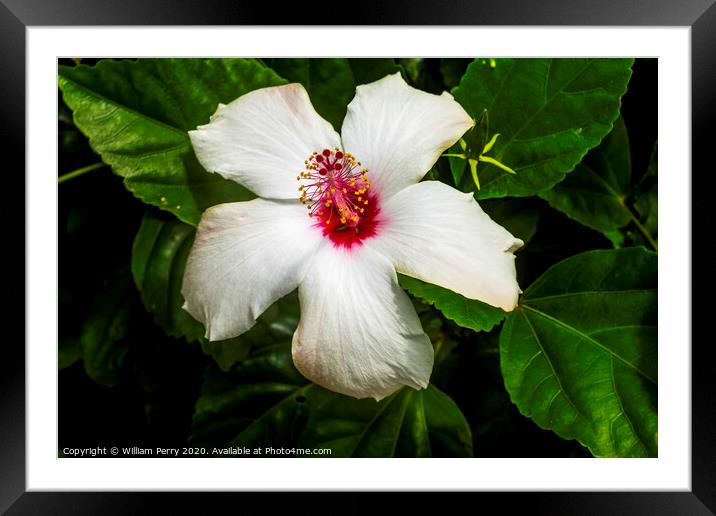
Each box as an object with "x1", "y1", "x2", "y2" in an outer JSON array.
[
  {"x1": 190, "y1": 344, "x2": 472, "y2": 457},
  {"x1": 399, "y1": 275, "x2": 506, "y2": 333},
  {"x1": 266, "y1": 58, "x2": 401, "y2": 131},
  {"x1": 539, "y1": 116, "x2": 633, "y2": 232},
  {"x1": 452, "y1": 58, "x2": 633, "y2": 199},
  {"x1": 131, "y1": 210, "x2": 205, "y2": 342},
  {"x1": 58, "y1": 59, "x2": 286, "y2": 225},
  {"x1": 80, "y1": 267, "x2": 134, "y2": 386},
  {"x1": 447, "y1": 141, "x2": 467, "y2": 185},
  {"x1": 499, "y1": 247, "x2": 657, "y2": 457},
  {"x1": 399, "y1": 58, "x2": 424, "y2": 84},
  {"x1": 265, "y1": 58, "x2": 354, "y2": 131},
  {"x1": 347, "y1": 58, "x2": 402, "y2": 85},
  {"x1": 131, "y1": 210, "x2": 300, "y2": 371},
  {"x1": 190, "y1": 343, "x2": 308, "y2": 450},
  {"x1": 634, "y1": 142, "x2": 658, "y2": 240},
  {"x1": 58, "y1": 337, "x2": 82, "y2": 370},
  {"x1": 604, "y1": 141, "x2": 658, "y2": 251},
  {"x1": 300, "y1": 383, "x2": 473, "y2": 458},
  {"x1": 440, "y1": 58, "x2": 472, "y2": 90},
  {"x1": 604, "y1": 229, "x2": 627, "y2": 249}
]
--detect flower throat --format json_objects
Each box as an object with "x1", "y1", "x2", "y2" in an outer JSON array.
[{"x1": 298, "y1": 148, "x2": 379, "y2": 248}]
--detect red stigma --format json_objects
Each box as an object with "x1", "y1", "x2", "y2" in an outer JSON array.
[{"x1": 297, "y1": 148, "x2": 379, "y2": 249}]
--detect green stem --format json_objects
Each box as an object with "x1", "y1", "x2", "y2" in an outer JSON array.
[
  {"x1": 478, "y1": 155, "x2": 516, "y2": 174},
  {"x1": 469, "y1": 159, "x2": 480, "y2": 190},
  {"x1": 433, "y1": 332, "x2": 445, "y2": 358},
  {"x1": 58, "y1": 162, "x2": 105, "y2": 184},
  {"x1": 624, "y1": 202, "x2": 658, "y2": 252}
]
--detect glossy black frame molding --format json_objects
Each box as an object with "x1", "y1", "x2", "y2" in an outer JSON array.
[{"x1": 5, "y1": 0, "x2": 713, "y2": 514}]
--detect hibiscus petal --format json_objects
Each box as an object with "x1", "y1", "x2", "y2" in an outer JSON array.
[
  {"x1": 368, "y1": 181, "x2": 523, "y2": 311},
  {"x1": 340, "y1": 72, "x2": 474, "y2": 200},
  {"x1": 189, "y1": 84, "x2": 340, "y2": 199},
  {"x1": 292, "y1": 244, "x2": 433, "y2": 401},
  {"x1": 182, "y1": 199, "x2": 323, "y2": 341}
]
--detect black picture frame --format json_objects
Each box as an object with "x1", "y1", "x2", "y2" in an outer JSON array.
[{"x1": 4, "y1": 0, "x2": 713, "y2": 513}]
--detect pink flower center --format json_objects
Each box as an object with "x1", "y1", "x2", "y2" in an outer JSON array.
[{"x1": 298, "y1": 148, "x2": 380, "y2": 248}]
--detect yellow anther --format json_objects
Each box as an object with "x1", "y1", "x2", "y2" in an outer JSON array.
[
  {"x1": 343, "y1": 188, "x2": 347, "y2": 194},
  {"x1": 330, "y1": 188, "x2": 336, "y2": 193},
  {"x1": 340, "y1": 218, "x2": 346, "y2": 224},
  {"x1": 364, "y1": 200, "x2": 369, "y2": 205},
  {"x1": 357, "y1": 196, "x2": 362, "y2": 201}
]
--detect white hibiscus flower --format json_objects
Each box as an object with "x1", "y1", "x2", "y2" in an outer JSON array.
[{"x1": 182, "y1": 72, "x2": 523, "y2": 401}]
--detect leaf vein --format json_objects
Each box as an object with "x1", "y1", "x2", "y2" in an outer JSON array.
[
  {"x1": 499, "y1": 60, "x2": 594, "y2": 152},
  {"x1": 521, "y1": 305, "x2": 656, "y2": 385},
  {"x1": 347, "y1": 392, "x2": 403, "y2": 457},
  {"x1": 520, "y1": 310, "x2": 588, "y2": 423},
  {"x1": 524, "y1": 289, "x2": 655, "y2": 303},
  {"x1": 610, "y1": 358, "x2": 648, "y2": 456},
  {"x1": 60, "y1": 74, "x2": 189, "y2": 137}
]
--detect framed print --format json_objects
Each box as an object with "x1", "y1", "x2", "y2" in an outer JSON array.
[{"x1": 4, "y1": 0, "x2": 714, "y2": 513}]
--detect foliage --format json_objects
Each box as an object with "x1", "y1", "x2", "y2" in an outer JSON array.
[
  {"x1": 59, "y1": 57, "x2": 657, "y2": 458},
  {"x1": 500, "y1": 248, "x2": 657, "y2": 457},
  {"x1": 452, "y1": 58, "x2": 633, "y2": 199}
]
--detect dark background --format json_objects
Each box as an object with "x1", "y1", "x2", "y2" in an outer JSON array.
[
  {"x1": 58, "y1": 57, "x2": 657, "y2": 458},
  {"x1": 0, "y1": 0, "x2": 710, "y2": 509}
]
